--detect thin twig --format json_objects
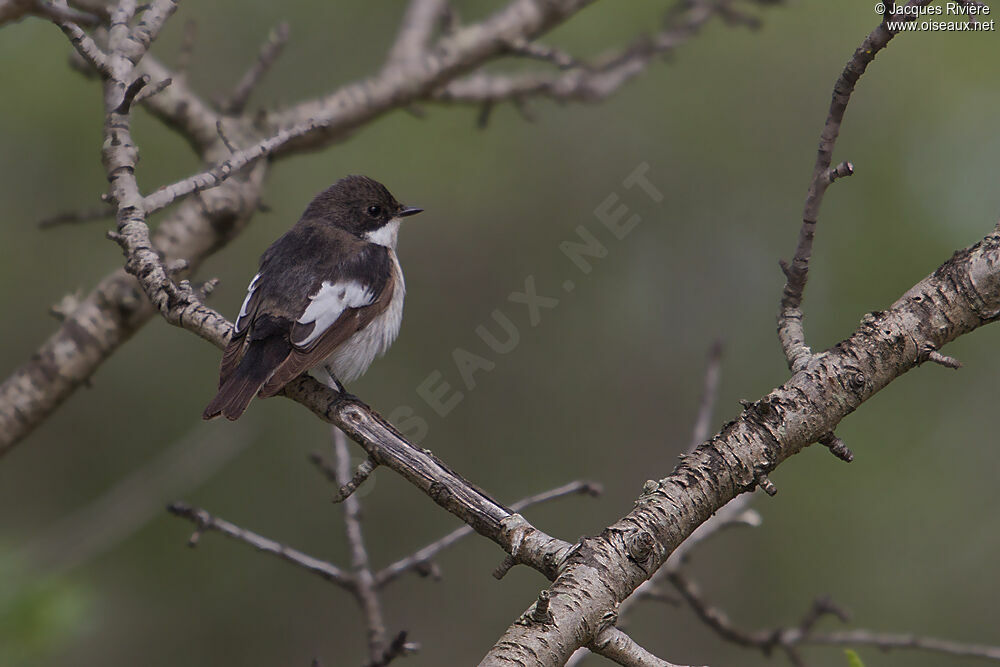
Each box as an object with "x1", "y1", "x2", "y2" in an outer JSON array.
[
  {"x1": 777, "y1": 1, "x2": 930, "y2": 372},
  {"x1": 142, "y1": 118, "x2": 330, "y2": 214},
  {"x1": 310, "y1": 445, "x2": 379, "y2": 502},
  {"x1": 34, "y1": 0, "x2": 100, "y2": 25},
  {"x1": 333, "y1": 427, "x2": 387, "y2": 661},
  {"x1": 175, "y1": 18, "x2": 196, "y2": 74},
  {"x1": 220, "y1": 22, "x2": 290, "y2": 114},
  {"x1": 805, "y1": 630, "x2": 1000, "y2": 661},
  {"x1": 38, "y1": 204, "x2": 114, "y2": 229},
  {"x1": 364, "y1": 630, "x2": 420, "y2": 667},
  {"x1": 167, "y1": 502, "x2": 354, "y2": 589},
  {"x1": 928, "y1": 350, "x2": 962, "y2": 369},
  {"x1": 503, "y1": 36, "x2": 577, "y2": 69},
  {"x1": 668, "y1": 569, "x2": 1000, "y2": 663},
  {"x1": 133, "y1": 75, "x2": 171, "y2": 104},
  {"x1": 688, "y1": 340, "x2": 723, "y2": 452},
  {"x1": 436, "y1": 0, "x2": 758, "y2": 111},
  {"x1": 588, "y1": 626, "x2": 702, "y2": 667},
  {"x1": 375, "y1": 480, "x2": 601, "y2": 588}
]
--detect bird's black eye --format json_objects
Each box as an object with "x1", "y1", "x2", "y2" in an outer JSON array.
[{"x1": 366, "y1": 205, "x2": 382, "y2": 218}]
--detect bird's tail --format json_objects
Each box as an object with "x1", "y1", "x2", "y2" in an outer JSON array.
[{"x1": 202, "y1": 336, "x2": 290, "y2": 421}]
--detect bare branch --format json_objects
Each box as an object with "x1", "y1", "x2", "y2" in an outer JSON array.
[
  {"x1": 34, "y1": 0, "x2": 99, "y2": 25},
  {"x1": 38, "y1": 203, "x2": 113, "y2": 229},
  {"x1": 335, "y1": 457, "x2": 378, "y2": 503},
  {"x1": 383, "y1": 0, "x2": 447, "y2": 70},
  {"x1": 167, "y1": 502, "x2": 354, "y2": 589},
  {"x1": 669, "y1": 570, "x2": 1000, "y2": 663},
  {"x1": 175, "y1": 17, "x2": 195, "y2": 74},
  {"x1": 333, "y1": 427, "x2": 387, "y2": 660},
  {"x1": 777, "y1": 1, "x2": 931, "y2": 372},
  {"x1": 928, "y1": 350, "x2": 962, "y2": 369},
  {"x1": 817, "y1": 431, "x2": 854, "y2": 463},
  {"x1": 2, "y1": 0, "x2": 701, "y2": 455},
  {"x1": 374, "y1": 480, "x2": 601, "y2": 588},
  {"x1": 132, "y1": 74, "x2": 171, "y2": 104},
  {"x1": 805, "y1": 630, "x2": 1000, "y2": 661},
  {"x1": 220, "y1": 22, "x2": 290, "y2": 115},
  {"x1": 142, "y1": 118, "x2": 330, "y2": 215},
  {"x1": 0, "y1": 0, "x2": 99, "y2": 28},
  {"x1": 588, "y1": 626, "x2": 702, "y2": 667},
  {"x1": 124, "y1": 0, "x2": 178, "y2": 66},
  {"x1": 435, "y1": 0, "x2": 756, "y2": 111},
  {"x1": 266, "y1": 0, "x2": 603, "y2": 153},
  {"x1": 482, "y1": 228, "x2": 1000, "y2": 662},
  {"x1": 689, "y1": 340, "x2": 723, "y2": 452},
  {"x1": 310, "y1": 447, "x2": 379, "y2": 502},
  {"x1": 364, "y1": 630, "x2": 420, "y2": 667},
  {"x1": 503, "y1": 36, "x2": 577, "y2": 69},
  {"x1": 56, "y1": 19, "x2": 111, "y2": 76}
]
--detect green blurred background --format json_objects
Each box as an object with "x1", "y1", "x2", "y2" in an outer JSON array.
[{"x1": 1, "y1": 1, "x2": 998, "y2": 665}]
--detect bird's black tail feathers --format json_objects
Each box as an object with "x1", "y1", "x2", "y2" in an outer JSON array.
[{"x1": 202, "y1": 336, "x2": 291, "y2": 421}]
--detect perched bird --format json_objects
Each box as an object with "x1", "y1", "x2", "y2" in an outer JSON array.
[{"x1": 203, "y1": 176, "x2": 422, "y2": 420}]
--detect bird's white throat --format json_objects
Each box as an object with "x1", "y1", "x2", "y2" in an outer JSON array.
[{"x1": 364, "y1": 217, "x2": 401, "y2": 248}]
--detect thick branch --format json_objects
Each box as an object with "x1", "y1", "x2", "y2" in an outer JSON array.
[
  {"x1": 480, "y1": 230, "x2": 1000, "y2": 664},
  {"x1": 1, "y1": 0, "x2": 708, "y2": 458},
  {"x1": 0, "y1": 166, "x2": 265, "y2": 456}
]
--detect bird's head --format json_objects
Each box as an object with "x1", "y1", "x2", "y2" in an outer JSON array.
[{"x1": 303, "y1": 175, "x2": 422, "y2": 247}]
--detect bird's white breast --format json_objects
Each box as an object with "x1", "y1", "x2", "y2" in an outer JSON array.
[{"x1": 323, "y1": 251, "x2": 405, "y2": 383}]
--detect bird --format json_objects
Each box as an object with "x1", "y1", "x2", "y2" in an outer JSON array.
[{"x1": 203, "y1": 175, "x2": 422, "y2": 420}]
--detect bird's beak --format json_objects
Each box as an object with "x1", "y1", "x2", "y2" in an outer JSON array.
[{"x1": 399, "y1": 206, "x2": 423, "y2": 218}]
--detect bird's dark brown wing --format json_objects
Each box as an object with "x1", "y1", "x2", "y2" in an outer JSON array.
[{"x1": 257, "y1": 275, "x2": 395, "y2": 397}]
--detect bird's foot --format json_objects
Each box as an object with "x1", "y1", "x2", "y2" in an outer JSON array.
[{"x1": 333, "y1": 377, "x2": 358, "y2": 403}]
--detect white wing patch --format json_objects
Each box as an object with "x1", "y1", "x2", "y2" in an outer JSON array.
[
  {"x1": 294, "y1": 280, "x2": 375, "y2": 347},
  {"x1": 235, "y1": 273, "x2": 261, "y2": 332}
]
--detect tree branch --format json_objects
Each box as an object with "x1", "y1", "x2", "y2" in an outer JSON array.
[
  {"x1": 434, "y1": 0, "x2": 752, "y2": 112},
  {"x1": 375, "y1": 480, "x2": 601, "y2": 588},
  {"x1": 588, "y1": 626, "x2": 701, "y2": 667},
  {"x1": 480, "y1": 230, "x2": 1000, "y2": 663},
  {"x1": 0, "y1": 0, "x2": 727, "y2": 459},
  {"x1": 219, "y1": 21, "x2": 289, "y2": 115},
  {"x1": 167, "y1": 502, "x2": 354, "y2": 589},
  {"x1": 777, "y1": 0, "x2": 931, "y2": 372},
  {"x1": 333, "y1": 427, "x2": 388, "y2": 661},
  {"x1": 383, "y1": 0, "x2": 447, "y2": 71},
  {"x1": 668, "y1": 570, "x2": 1000, "y2": 663}
]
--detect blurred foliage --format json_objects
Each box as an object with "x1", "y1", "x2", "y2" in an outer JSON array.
[
  {"x1": 0, "y1": 554, "x2": 93, "y2": 665},
  {"x1": 0, "y1": 1, "x2": 998, "y2": 666},
  {"x1": 846, "y1": 649, "x2": 867, "y2": 667}
]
